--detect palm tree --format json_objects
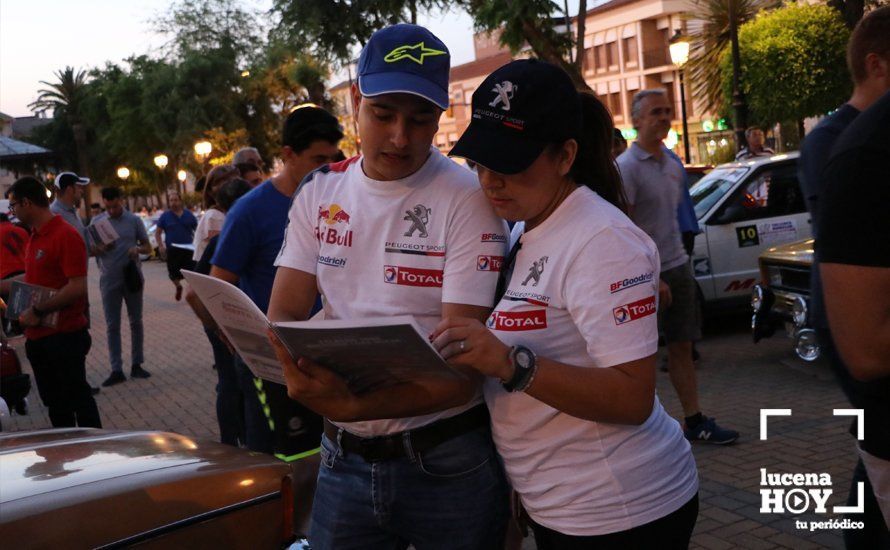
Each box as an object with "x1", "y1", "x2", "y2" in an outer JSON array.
[
  {"x1": 685, "y1": 0, "x2": 779, "y2": 119},
  {"x1": 29, "y1": 67, "x2": 92, "y2": 179}
]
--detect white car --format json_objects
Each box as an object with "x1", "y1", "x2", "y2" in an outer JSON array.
[{"x1": 689, "y1": 152, "x2": 811, "y2": 307}]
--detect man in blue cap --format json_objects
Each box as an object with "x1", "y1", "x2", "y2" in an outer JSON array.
[{"x1": 268, "y1": 23, "x2": 509, "y2": 549}]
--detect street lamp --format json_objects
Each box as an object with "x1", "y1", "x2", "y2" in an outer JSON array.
[
  {"x1": 153, "y1": 154, "x2": 169, "y2": 170},
  {"x1": 117, "y1": 166, "x2": 130, "y2": 180},
  {"x1": 194, "y1": 141, "x2": 212, "y2": 160},
  {"x1": 669, "y1": 30, "x2": 691, "y2": 163},
  {"x1": 177, "y1": 170, "x2": 187, "y2": 183}
]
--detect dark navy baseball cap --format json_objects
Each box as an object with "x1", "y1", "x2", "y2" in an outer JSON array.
[
  {"x1": 357, "y1": 24, "x2": 450, "y2": 110},
  {"x1": 450, "y1": 59, "x2": 582, "y2": 175}
]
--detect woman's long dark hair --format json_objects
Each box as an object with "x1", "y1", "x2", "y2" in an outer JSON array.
[{"x1": 568, "y1": 91, "x2": 628, "y2": 214}]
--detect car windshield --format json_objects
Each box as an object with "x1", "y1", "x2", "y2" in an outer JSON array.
[{"x1": 690, "y1": 167, "x2": 750, "y2": 219}]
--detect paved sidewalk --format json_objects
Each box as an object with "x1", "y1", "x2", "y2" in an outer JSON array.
[{"x1": 4, "y1": 262, "x2": 860, "y2": 549}]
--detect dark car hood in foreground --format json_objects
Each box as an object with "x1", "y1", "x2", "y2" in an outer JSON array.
[
  {"x1": 760, "y1": 238, "x2": 814, "y2": 267},
  {"x1": 0, "y1": 428, "x2": 291, "y2": 547}
]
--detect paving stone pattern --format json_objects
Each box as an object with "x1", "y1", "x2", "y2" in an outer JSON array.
[{"x1": 5, "y1": 262, "x2": 857, "y2": 549}]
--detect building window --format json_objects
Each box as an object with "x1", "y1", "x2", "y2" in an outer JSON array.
[
  {"x1": 596, "y1": 45, "x2": 607, "y2": 72},
  {"x1": 583, "y1": 47, "x2": 595, "y2": 72},
  {"x1": 623, "y1": 37, "x2": 638, "y2": 68},
  {"x1": 607, "y1": 41, "x2": 620, "y2": 69}
]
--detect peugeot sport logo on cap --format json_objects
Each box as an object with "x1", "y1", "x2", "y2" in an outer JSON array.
[
  {"x1": 357, "y1": 24, "x2": 451, "y2": 110},
  {"x1": 54, "y1": 172, "x2": 90, "y2": 189},
  {"x1": 450, "y1": 59, "x2": 582, "y2": 175}
]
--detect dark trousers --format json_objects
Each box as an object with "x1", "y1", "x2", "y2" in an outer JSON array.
[
  {"x1": 205, "y1": 328, "x2": 244, "y2": 447},
  {"x1": 530, "y1": 493, "x2": 698, "y2": 550},
  {"x1": 234, "y1": 355, "x2": 274, "y2": 453},
  {"x1": 165, "y1": 246, "x2": 195, "y2": 282},
  {"x1": 25, "y1": 329, "x2": 102, "y2": 428}
]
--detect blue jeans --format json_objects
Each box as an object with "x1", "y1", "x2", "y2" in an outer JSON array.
[
  {"x1": 205, "y1": 328, "x2": 244, "y2": 447},
  {"x1": 309, "y1": 426, "x2": 508, "y2": 549},
  {"x1": 99, "y1": 279, "x2": 143, "y2": 373},
  {"x1": 234, "y1": 355, "x2": 274, "y2": 453}
]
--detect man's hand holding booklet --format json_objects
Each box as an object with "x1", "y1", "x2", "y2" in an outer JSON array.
[{"x1": 182, "y1": 271, "x2": 464, "y2": 394}]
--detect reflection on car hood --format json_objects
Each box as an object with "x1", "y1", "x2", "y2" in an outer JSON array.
[
  {"x1": 761, "y1": 238, "x2": 814, "y2": 266},
  {"x1": 0, "y1": 428, "x2": 282, "y2": 504}
]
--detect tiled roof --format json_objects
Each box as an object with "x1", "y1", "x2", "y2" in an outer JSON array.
[
  {"x1": 0, "y1": 136, "x2": 53, "y2": 160},
  {"x1": 450, "y1": 52, "x2": 515, "y2": 83}
]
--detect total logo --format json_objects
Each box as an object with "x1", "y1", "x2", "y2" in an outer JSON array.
[
  {"x1": 612, "y1": 296, "x2": 656, "y2": 325},
  {"x1": 383, "y1": 265, "x2": 443, "y2": 287},
  {"x1": 477, "y1": 255, "x2": 504, "y2": 272},
  {"x1": 486, "y1": 310, "x2": 547, "y2": 331}
]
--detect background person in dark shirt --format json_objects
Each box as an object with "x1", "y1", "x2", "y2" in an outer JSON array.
[
  {"x1": 802, "y1": 10, "x2": 890, "y2": 546},
  {"x1": 820, "y1": 89, "x2": 890, "y2": 544},
  {"x1": 155, "y1": 191, "x2": 198, "y2": 301}
]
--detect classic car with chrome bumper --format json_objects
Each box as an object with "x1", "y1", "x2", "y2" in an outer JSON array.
[{"x1": 751, "y1": 238, "x2": 820, "y2": 361}]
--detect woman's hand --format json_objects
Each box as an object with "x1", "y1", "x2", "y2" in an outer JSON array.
[
  {"x1": 268, "y1": 330, "x2": 359, "y2": 421},
  {"x1": 431, "y1": 317, "x2": 514, "y2": 381}
]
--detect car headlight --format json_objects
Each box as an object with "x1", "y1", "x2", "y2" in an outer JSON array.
[
  {"x1": 767, "y1": 265, "x2": 782, "y2": 287},
  {"x1": 751, "y1": 285, "x2": 764, "y2": 312},
  {"x1": 791, "y1": 296, "x2": 808, "y2": 327}
]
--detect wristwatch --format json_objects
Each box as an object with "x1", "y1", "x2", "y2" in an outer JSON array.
[{"x1": 502, "y1": 345, "x2": 537, "y2": 393}]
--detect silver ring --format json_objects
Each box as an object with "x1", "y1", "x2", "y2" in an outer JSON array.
[{"x1": 459, "y1": 340, "x2": 466, "y2": 352}]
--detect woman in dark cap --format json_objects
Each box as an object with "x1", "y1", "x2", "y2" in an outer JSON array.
[{"x1": 433, "y1": 59, "x2": 699, "y2": 548}]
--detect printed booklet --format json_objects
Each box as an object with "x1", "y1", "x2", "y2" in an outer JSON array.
[
  {"x1": 182, "y1": 270, "x2": 463, "y2": 393},
  {"x1": 7, "y1": 281, "x2": 59, "y2": 328},
  {"x1": 88, "y1": 217, "x2": 120, "y2": 246}
]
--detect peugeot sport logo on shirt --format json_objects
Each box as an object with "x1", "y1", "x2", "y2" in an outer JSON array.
[
  {"x1": 612, "y1": 296, "x2": 657, "y2": 325},
  {"x1": 476, "y1": 255, "x2": 504, "y2": 272},
  {"x1": 610, "y1": 272, "x2": 655, "y2": 294},
  {"x1": 403, "y1": 204, "x2": 432, "y2": 238},
  {"x1": 486, "y1": 310, "x2": 547, "y2": 331},
  {"x1": 489, "y1": 81, "x2": 517, "y2": 111},
  {"x1": 316, "y1": 203, "x2": 354, "y2": 248},
  {"x1": 521, "y1": 256, "x2": 549, "y2": 286},
  {"x1": 383, "y1": 265, "x2": 443, "y2": 287}
]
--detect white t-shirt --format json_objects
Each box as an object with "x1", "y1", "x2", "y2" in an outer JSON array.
[
  {"x1": 485, "y1": 186, "x2": 698, "y2": 536},
  {"x1": 193, "y1": 208, "x2": 226, "y2": 261},
  {"x1": 275, "y1": 149, "x2": 509, "y2": 437}
]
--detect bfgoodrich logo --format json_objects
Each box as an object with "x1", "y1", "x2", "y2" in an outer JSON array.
[{"x1": 383, "y1": 265, "x2": 443, "y2": 287}]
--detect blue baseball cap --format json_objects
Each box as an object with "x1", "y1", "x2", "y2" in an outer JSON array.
[{"x1": 357, "y1": 24, "x2": 450, "y2": 110}]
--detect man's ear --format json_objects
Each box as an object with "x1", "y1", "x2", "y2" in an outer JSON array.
[{"x1": 350, "y1": 83, "x2": 362, "y2": 117}]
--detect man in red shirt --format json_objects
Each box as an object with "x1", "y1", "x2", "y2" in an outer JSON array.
[
  {"x1": 1, "y1": 201, "x2": 28, "y2": 279},
  {"x1": 4, "y1": 176, "x2": 101, "y2": 427}
]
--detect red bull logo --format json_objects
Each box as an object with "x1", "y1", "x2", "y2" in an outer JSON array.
[
  {"x1": 318, "y1": 204, "x2": 351, "y2": 225},
  {"x1": 383, "y1": 266, "x2": 443, "y2": 287},
  {"x1": 315, "y1": 227, "x2": 354, "y2": 247},
  {"x1": 486, "y1": 310, "x2": 547, "y2": 331},
  {"x1": 477, "y1": 255, "x2": 504, "y2": 272},
  {"x1": 613, "y1": 296, "x2": 656, "y2": 325}
]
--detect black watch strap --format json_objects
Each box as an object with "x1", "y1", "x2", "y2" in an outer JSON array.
[{"x1": 502, "y1": 346, "x2": 536, "y2": 393}]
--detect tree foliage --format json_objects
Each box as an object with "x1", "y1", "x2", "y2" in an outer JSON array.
[
  {"x1": 685, "y1": 0, "x2": 780, "y2": 117},
  {"x1": 719, "y1": 3, "x2": 851, "y2": 127},
  {"x1": 466, "y1": 0, "x2": 589, "y2": 90}
]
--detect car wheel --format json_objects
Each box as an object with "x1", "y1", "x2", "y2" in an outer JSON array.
[{"x1": 14, "y1": 397, "x2": 28, "y2": 416}]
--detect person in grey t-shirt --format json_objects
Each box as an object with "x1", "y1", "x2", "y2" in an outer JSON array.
[
  {"x1": 91, "y1": 187, "x2": 153, "y2": 386},
  {"x1": 617, "y1": 89, "x2": 739, "y2": 445},
  {"x1": 50, "y1": 172, "x2": 90, "y2": 247}
]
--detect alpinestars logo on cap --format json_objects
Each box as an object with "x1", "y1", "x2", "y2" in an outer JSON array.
[
  {"x1": 384, "y1": 43, "x2": 447, "y2": 65},
  {"x1": 403, "y1": 204, "x2": 431, "y2": 238},
  {"x1": 489, "y1": 81, "x2": 517, "y2": 111}
]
